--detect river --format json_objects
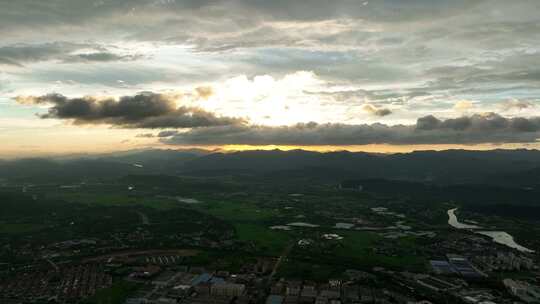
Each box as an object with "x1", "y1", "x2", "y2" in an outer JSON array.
[
  {"x1": 476, "y1": 231, "x2": 535, "y2": 253},
  {"x1": 447, "y1": 208, "x2": 534, "y2": 253},
  {"x1": 447, "y1": 208, "x2": 481, "y2": 229}
]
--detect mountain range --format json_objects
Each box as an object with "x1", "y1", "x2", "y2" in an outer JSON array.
[{"x1": 1, "y1": 149, "x2": 540, "y2": 186}]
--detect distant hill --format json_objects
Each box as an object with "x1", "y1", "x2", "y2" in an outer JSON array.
[
  {"x1": 181, "y1": 149, "x2": 540, "y2": 185},
  {"x1": 0, "y1": 149, "x2": 206, "y2": 183},
  {"x1": 93, "y1": 149, "x2": 205, "y2": 173},
  {"x1": 488, "y1": 167, "x2": 540, "y2": 187},
  {"x1": 2, "y1": 149, "x2": 540, "y2": 186},
  {"x1": 0, "y1": 158, "x2": 142, "y2": 183}
]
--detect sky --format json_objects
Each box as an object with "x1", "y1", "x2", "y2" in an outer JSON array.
[{"x1": 1, "y1": 0, "x2": 540, "y2": 157}]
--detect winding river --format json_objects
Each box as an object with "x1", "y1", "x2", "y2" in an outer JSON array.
[
  {"x1": 447, "y1": 208, "x2": 534, "y2": 253},
  {"x1": 447, "y1": 208, "x2": 481, "y2": 229}
]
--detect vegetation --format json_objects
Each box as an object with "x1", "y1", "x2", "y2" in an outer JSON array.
[
  {"x1": 1, "y1": 152, "x2": 539, "y2": 282},
  {"x1": 83, "y1": 280, "x2": 140, "y2": 304}
]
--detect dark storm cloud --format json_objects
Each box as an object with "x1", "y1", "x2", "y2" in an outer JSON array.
[
  {"x1": 162, "y1": 113, "x2": 540, "y2": 146},
  {"x1": 15, "y1": 93, "x2": 245, "y2": 128},
  {"x1": 0, "y1": 42, "x2": 142, "y2": 66}
]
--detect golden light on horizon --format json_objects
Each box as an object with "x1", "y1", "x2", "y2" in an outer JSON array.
[{"x1": 218, "y1": 143, "x2": 540, "y2": 154}]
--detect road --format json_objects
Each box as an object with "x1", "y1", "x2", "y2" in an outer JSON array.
[
  {"x1": 136, "y1": 211, "x2": 150, "y2": 225},
  {"x1": 268, "y1": 242, "x2": 295, "y2": 283},
  {"x1": 45, "y1": 258, "x2": 59, "y2": 272}
]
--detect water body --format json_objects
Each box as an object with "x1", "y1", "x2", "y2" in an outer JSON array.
[
  {"x1": 476, "y1": 231, "x2": 535, "y2": 253},
  {"x1": 447, "y1": 208, "x2": 482, "y2": 229},
  {"x1": 176, "y1": 197, "x2": 201, "y2": 204},
  {"x1": 287, "y1": 222, "x2": 320, "y2": 228},
  {"x1": 334, "y1": 222, "x2": 354, "y2": 229},
  {"x1": 447, "y1": 208, "x2": 535, "y2": 253},
  {"x1": 270, "y1": 225, "x2": 292, "y2": 231}
]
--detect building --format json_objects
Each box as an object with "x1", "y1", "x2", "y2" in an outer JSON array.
[
  {"x1": 503, "y1": 279, "x2": 540, "y2": 303},
  {"x1": 152, "y1": 271, "x2": 180, "y2": 287},
  {"x1": 286, "y1": 281, "x2": 302, "y2": 296},
  {"x1": 210, "y1": 283, "x2": 246, "y2": 297},
  {"x1": 446, "y1": 254, "x2": 486, "y2": 278},
  {"x1": 267, "y1": 295, "x2": 284, "y2": 304}
]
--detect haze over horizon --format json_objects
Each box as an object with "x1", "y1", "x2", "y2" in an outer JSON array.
[{"x1": 1, "y1": 0, "x2": 540, "y2": 157}]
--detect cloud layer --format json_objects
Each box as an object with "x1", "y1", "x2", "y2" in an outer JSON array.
[
  {"x1": 0, "y1": 42, "x2": 142, "y2": 67},
  {"x1": 16, "y1": 92, "x2": 244, "y2": 128},
  {"x1": 162, "y1": 113, "x2": 540, "y2": 145},
  {"x1": 2, "y1": 1, "x2": 540, "y2": 154}
]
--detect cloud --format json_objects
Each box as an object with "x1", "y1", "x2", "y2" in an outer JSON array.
[
  {"x1": 67, "y1": 52, "x2": 144, "y2": 63},
  {"x1": 0, "y1": 0, "x2": 482, "y2": 34},
  {"x1": 415, "y1": 113, "x2": 536, "y2": 132},
  {"x1": 162, "y1": 113, "x2": 540, "y2": 146},
  {"x1": 0, "y1": 43, "x2": 75, "y2": 66},
  {"x1": 0, "y1": 42, "x2": 142, "y2": 66},
  {"x1": 361, "y1": 103, "x2": 392, "y2": 116},
  {"x1": 15, "y1": 92, "x2": 245, "y2": 129},
  {"x1": 135, "y1": 133, "x2": 155, "y2": 138},
  {"x1": 2, "y1": 0, "x2": 540, "y2": 141},
  {"x1": 0, "y1": 1, "x2": 505, "y2": 59},
  {"x1": 453, "y1": 100, "x2": 474, "y2": 112},
  {"x1": 0, "y1": 57, "x2": 23, "y2": 67},
  {"x1": 500, "y1": 99, "x2": 535, "y2": 112},
  {"x1": 195, "y1": 86, "x2": 214, "y2": 100},
  {"x1": 157, "y1": 130, "x2": 180, "y2": 137}
]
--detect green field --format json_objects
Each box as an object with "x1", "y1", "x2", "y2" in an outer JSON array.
[
  {"x1": 284, "y1": 230, "x2": 426, "y2": 277},
  {"x1": 197, "y1": 200, "x2": 279, "y2": 221},
  {"x1": 334, "y1": 231, "x2": 425, "y2": 271},
  {"x1": 234, "y1": 223, "x2": 292, "y2": 255},
  {"x1": 47, "y1": 191, "x2": 179, "y2": 210},
  {"x1": 0, "y1": 222, "x2": 47, "y2": 234},
  {"x1": 277, "y1": 260, "x2": 346, "y2": 281},
  {"x1": 83, "y1": 280, "x2": 139, "y2": 304}
]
